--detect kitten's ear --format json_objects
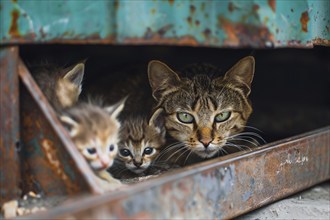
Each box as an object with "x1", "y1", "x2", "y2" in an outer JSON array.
[
  {"x1": 63, "y1": 63, "x2": 85, "y2": 94},
  {"x1": 60, "y1": 115, "x2": 79, "y2": 137},
  {"x1": 148, "y1": 60, "x2": 181, "y2": 101},
  {"x1": 149, "y1": 108, "x2": 166, "y2": 136},
  {"x1": 105, "y1": 96, "x2": 127, "y2": 119},
  {"x1": 224, "y1": 56, "x2": 255, "y2": 96}
]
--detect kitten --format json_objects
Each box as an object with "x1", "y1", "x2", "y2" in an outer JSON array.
[
  {"x1": 148, "y1": 56, "x2": 256, "y2": 164},
  {"x1": 60, "y1": 98, "x2": 126, "y2": 187},
  {"x1": 31, "y1": 62, "x2": 85, "y2": 112},
  {"x1": 109, "y1": 115, "x2": 166, "y2": 179}
]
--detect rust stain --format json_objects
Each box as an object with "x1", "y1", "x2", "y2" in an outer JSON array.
[
  {"x1": 151, "y1": 8, "x2": 156, "y2": 15},
  {"x1": 201, "y1": 2, "x2": 205, "y2": 11},
  {"x1": 190, "y1": 4, "x2": 196, "y2": 14},
  {"x1": 228, "y1": 2, "x2": 235, "y2": 12},
  {"x1": 157, "y1": 25, "x2": 173, "y2": 36},
  {"x1": 218, "y1": 16, "x2": 274, "y2": 47},
  {"x1": 218, "y1": 16, "x2": 239, "y2": 45},
  {"x1": 123, "y1": 35, "x2": 199, "y2": 46},
  {"x1": 187, "y1": 16, "x2": 192, "y2": 26},
  {"x1": 253, "y1": 4, "x2": 260, "y2": 11},
  {"x1": 9, "y1": 9, "x2": 20, "y2": 38},
  {"x1": 11, "y1": 0, "x2": 17, "y2": 3},
  {"x1": 41, "y1": 139, "x2": 79, "y2": 193},
  {"x1": 114, "y1": 0, "x2": 119, "y2": 10},
  {"x1": 203, "y1": 28, "x2": 211, "y2": 38},
  {"x1": 300, "y1": 11, "x2": 310, "y2": 32},
  {"x1": 312, "y1": 38, "x2": 330, "y2": 46},
  {"x1": 268, "y1": 0, "x2": 276, "y2": 12},
  {"x1": 39, "y1": 28, "x2": 47, "y2": 38},
  {"x1": 168, "y1": 0, "x2": 174, "y2": 5}
]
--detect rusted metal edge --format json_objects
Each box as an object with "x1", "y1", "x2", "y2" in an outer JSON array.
[
  {"x1": 0, "y1": 46, "x2": 21, "y2": 206},
  {"x1": 18, "y1": 59, "x2": 102, "y2": 194},
  {"x1": 2, "y1": 38, "x2": 329, "y2": 48},
  {"x1": 18, "y1": 126, "x2": 330, "y2": 219}
]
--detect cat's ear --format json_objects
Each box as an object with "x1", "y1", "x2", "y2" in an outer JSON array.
[
  {"x1": 224, "y1": 56, "x2": 255, "y2": 96},
  {"x1": 60, "y1": 115, "x2": 79, "y2": 137},
  {"x1": 105, "y1": 96, "x2": 127, "y2": 119},
  {"x1": 63, "y1": 62, "x2": 85, "y2": 94},
  {"x1": 148, "y1": 60, "x2": 181, "y2": 101},
  {"x1": 149, "y1": 108, "x2": 166, "y2": 136}
]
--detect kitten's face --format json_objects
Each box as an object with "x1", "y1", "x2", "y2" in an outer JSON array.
[
  {"x1": 117, "y1": 118, "x2": 166, "y2": 174},
  {"x1": 60, "y1": 99, "x2": 125, "y2": 171},
  {"x1": 148, "y1": 57, "x2": 255, "y2": 158}
]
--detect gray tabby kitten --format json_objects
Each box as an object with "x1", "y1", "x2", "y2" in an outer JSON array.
[
  {"x1": 109, "y1": 116, "x2": 166, "y2": 179},
  {"x1": 148, "y1": 56, "x2": 256, "y2": 164}
]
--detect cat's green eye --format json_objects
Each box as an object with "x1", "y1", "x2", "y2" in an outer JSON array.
[
  {"x1": 120, "y1": 149, "x2": 131, "y2": 157},
  {"x1": 215, "y1": 111, "x2": 231, "y2": 123},
  {"x1": 177, "y1": 112, "x2": 194, "y2": 123},
  {"x1": 144, "y1": 147, "x2": 154, "y2": 155}
]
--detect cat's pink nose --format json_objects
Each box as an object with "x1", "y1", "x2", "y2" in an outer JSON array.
[
  {"x1": 199, "y1": 138, "x2": 213, "y2": 148},
  {"x1": 100, "y1": 158, "x2": 110, "y2": 168}
]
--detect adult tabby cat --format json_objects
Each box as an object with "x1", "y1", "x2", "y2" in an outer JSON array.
[{"x1": 148, "y1": 56, "x2": 255, "y2": 163}]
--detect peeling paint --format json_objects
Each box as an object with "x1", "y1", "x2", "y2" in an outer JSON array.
[
  {"x1": 300, "y1": 11, "x2": 310, "y2": 32},
  {"x1": 9, "y1": 9, "x2": 20, "y2": 37},
  {"x1": 1, "y1": 1, "x2": 329, "y2": 47},
  {"x1": 268, "y1": 0, "x2": 276, "y2": 12}
]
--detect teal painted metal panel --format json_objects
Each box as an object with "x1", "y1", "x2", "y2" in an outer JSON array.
[{"x1": 0, "y1": 0, "x2": 329, "y2": 47}]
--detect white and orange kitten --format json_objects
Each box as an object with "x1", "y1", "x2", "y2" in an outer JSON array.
[{"x1": 60, "y1": 98, "x2": 126, "y2": 188}]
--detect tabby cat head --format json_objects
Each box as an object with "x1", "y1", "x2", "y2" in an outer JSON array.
[
  {"x1": 116, "y1": 116, "x2": 166, "y2": 174},
  {"x1": 60, "y1": 98, "x2": 125, "y2": 171},
  {"x1": 148, "y1": 56, "x2": 255, "y2": 158}
]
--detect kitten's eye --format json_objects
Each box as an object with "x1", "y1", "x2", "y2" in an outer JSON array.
[
  {"x1": 143, "y1": 147, "x2": 154, "y2": 155},
  {"x1": 109, "y1": 144, "x2": 115, "y2": 152},
  {"x1": 177, "y1": 112, "x2": 194, "y2": 123},
  {"x1": 120, "y1": 149, "x2": 131, "y2": 157},
  {"x1": 87, "y1": 148, "x2": 97, "y2": 155},
  {"x1": 215, "y1": 111, "x2": 231, "y2": 123}
]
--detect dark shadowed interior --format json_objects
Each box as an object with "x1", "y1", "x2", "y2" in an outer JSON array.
[{"x1": 20, "y1": 45, "x2": 330, "y2": 143}]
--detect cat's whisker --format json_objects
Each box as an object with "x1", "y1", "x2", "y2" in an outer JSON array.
[
  {"x1": 219, "y1": 147, "x2": 229, "y2": 155},
  {"x1": 228, "y1": 132, "x2": 266, "y2": 144},
  {"x1": 165, "y1": 146, "x2": 188, "y2": 162},
  {"x1": 242, "y1": 125, "x2": 264, "y2": 133},
  {"x1": 160, "y1": 142, "x2": 184, "y2": 153},
  {"x1": 226, "y1": 141, "x2": 253, "y2": 152},
  {"x1": 227, "y1": 137, "x2": 259, "y2": 147},
  {"x1": 174, "y1": 148, "x2": 190, "y2": 164},
  {"x1": 156, "y1": 143, "x2": 185, "y2": 161},
  {"x1": 183, "y1": 150, "x2": 193, "y2": 166},
  {"x1": 110, "y1": 167, "x2": 129, "y2": 177}
]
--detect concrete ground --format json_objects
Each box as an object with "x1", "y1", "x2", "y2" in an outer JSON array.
[{"x1": 236, "y1": 181, "x2": 330, "y2": 220}]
